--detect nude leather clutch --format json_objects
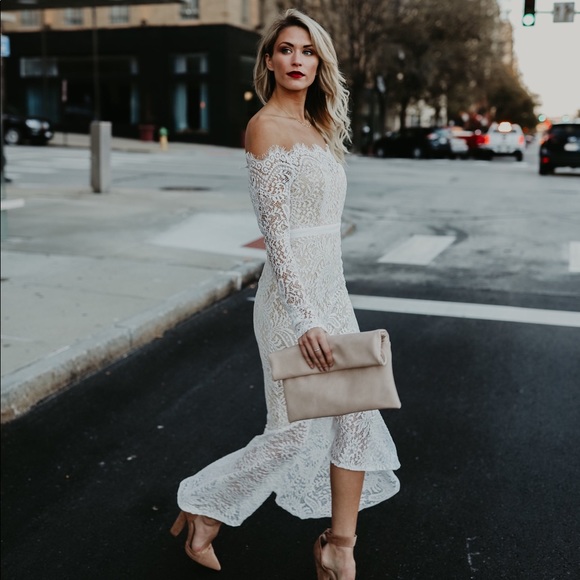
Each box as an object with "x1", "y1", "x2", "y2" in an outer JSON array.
[{"x1": 269, "y1": 329, "x2": 401, "y2": 422}]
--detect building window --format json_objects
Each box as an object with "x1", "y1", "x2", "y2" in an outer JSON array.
[
  {"x1": 180, "y1": 0, "x2": 199, "y2": 19},
  {"x1": 20, "y1": 10, "x2": 41, "y2": 27},
  {"x1": 174, "y1": 82, "x2": 209, "y2": 133},
  {"x1": 64, "y1": 8, "x2": 84, "y2": 26},
  {"x1": 173, "y1": 54, "x2": 209, "y2": 75},
  {"x1": 20, "y1": 57, "x2": 59, "y2": 78},
  {"x1": 172, "y1": 53, "x2": 209, "y2": 133},
  {"x1": 110, "y1": 5, "x2": 130, "y2": 25},
  {"x1": 241, "y1": 0, "x2": 250, "y2": 24}
]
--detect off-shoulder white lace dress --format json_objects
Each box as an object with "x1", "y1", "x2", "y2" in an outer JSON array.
[{"x1": 177, "y1": 144, "x2": 400, "y2": 526}]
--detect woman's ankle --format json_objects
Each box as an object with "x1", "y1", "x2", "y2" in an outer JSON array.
[
  {"x1": 191, "y1": 515, "x2": 222, "y2": 552},
  {"x1": 322, "y1": 543, "x2": 356, "y2": 573}
]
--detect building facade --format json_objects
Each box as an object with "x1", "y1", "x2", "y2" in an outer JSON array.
[{"x1": 2, "y1": 1, "x2": 267, "y2": 146}]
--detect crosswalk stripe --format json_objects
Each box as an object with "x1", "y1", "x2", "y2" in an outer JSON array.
[
  {"x1": 8, "y1": 166, "x2": 56, "y2": 174},
  {"x1": 349, "y1": 295, "x2": 580, "y2": 328},
  {"x1": 569, "y1": 242, "x2": 580, "y2": 273},
  {"x1": 378, "y1": 235, "x2": 455, "y2": 265},
  {"x1": 150, "y1": 211, "x2": 265, "y2": 258}
]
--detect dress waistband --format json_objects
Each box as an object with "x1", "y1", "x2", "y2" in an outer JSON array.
[{"x1": 289, "y1": 222, "x2": 341, "y2": 239}]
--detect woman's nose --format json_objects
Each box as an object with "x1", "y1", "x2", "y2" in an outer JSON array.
[{"x1": 291, "y1": 53, "x2": 303, "y2": 66}]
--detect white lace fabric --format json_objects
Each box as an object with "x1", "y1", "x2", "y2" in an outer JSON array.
[{"x1": 177, "y1": 143, "x2": 400, "y2": 526}]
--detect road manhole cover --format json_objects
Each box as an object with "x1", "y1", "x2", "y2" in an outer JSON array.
[{"x1": 161, "y1": 186, "x2": 211, "y2": 192}]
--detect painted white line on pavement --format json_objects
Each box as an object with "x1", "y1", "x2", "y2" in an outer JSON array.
[
  {"x1": 8, "y1": 166, "x2": 57, "y2": 174},
  {"x1": 0, "y1": 334, "x2": 35, "y2": 342},
  {"x1": 378, "y1": 235, "x2": 456, "y2": 265},
  {"x1": 569, "y1": 241, "x2": 580, "y2": 273},
  {"x1": 0, "y1": 198, "x2": 25, "y2": 211},
  {"x1": 150, "y1": 211, "x2": 266, "y2": 258},
  {"x1": 349, "y1": 295, "x2": 580, "y2": 328}
]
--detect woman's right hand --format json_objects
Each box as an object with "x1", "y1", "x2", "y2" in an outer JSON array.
[{"x1": 298, "y1": 327, "x2": 334, "y2": 372}]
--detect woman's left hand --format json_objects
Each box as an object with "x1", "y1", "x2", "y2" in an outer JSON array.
[{"x1": 298, "y1": 327, "x2": 334, "y2": 372}]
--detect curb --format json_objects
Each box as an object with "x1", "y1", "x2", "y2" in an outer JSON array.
[{"x1": 1, "y1": 260, "x2": 263, "y2": 424}]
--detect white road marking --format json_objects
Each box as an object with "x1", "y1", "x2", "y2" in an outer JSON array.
[
  {"x1": 0, "y1": 198, "x2": 25, "y2": 211},
  {"x1": 5, "y1": 182, "x2": 54, "y2": 188},
  {"x1": 52, "y1": 159, "x2": 90, "y2": 169},
  {"x1": 150, "y1": 211, "x2": 265, "y2": 258},
  {"x1": 7, "y1": 166, "x2": 56, "y2": 174},
  {"x1": 378, "y1": 234, "x2": 456, "y2": 265},
  {"x1": 349, "y1": 295, "x2": 580, "y2": 328},
  {"x1": 569, "y1": 241, "x2": 580, "y2": 273},
  {"x1": 0, "y1": 334, "x2": 35, "y2": 342},
  {"x1": 466, "y1": 537, "x2": 480, "y2": 578}
]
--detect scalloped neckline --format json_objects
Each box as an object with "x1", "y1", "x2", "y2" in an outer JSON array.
[{"x1": 245, "y1": 142, "x2": 331, "y2": 162}]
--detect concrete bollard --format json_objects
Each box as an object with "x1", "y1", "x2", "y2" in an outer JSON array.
[{"x1": 90, "y1": 121, "x2": 111, "y2": 193}]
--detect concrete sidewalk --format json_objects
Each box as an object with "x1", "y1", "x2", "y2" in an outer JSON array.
[{"x1": 1, "y1": 134, "x2": 265, "y2": 422}]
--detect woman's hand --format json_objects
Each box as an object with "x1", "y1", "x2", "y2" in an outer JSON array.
[{"x1": 298, "y1": 327, "x2": 334, "y2": 372}]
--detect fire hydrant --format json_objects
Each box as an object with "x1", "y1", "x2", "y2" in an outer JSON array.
[{"x1": 159, "y1": 127, "x2": 168, "y2": 151}]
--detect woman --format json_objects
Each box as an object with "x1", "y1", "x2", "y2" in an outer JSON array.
[{"x1": 171, "y1": 9, "x2": 400, "y2": 579}]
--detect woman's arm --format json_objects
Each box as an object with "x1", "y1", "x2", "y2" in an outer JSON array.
[
  {"x1": 246, "y1": 118, "x2": 333, "y2": 371},
  {"x1": 247, "y1": 152, "x2": 323, "y2": 338}
]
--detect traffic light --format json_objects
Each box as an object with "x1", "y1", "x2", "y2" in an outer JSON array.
[{"x1": 522, "y1": 0, "x2": 536, "y2": 26}]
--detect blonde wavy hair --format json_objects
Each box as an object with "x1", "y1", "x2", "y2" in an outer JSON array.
[{"x1": 254, "y1": 9, "x2": 351, "y2": 162}]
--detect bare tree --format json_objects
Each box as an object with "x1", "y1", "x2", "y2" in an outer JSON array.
[{"x1": 267, "y1": 0, "x2": 538, "y2": 144}]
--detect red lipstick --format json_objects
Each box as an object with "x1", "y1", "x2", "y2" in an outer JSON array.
[{"x1": 287, "y1": 72, "x2": 305, "y2": 78}]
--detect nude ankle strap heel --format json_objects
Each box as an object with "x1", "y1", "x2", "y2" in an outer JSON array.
[
  {"x1": 313, "y1": 529, "x2": 357, "y2": 580},
  {"x1": 170, "y1": 511, "x2": 222, "y2": 571},
  {"x1": 323, "y1": 529, "x2": 357, "y2": 548}
]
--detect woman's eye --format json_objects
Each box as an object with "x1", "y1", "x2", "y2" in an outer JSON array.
[
  {"x1": 281, "y1": 47, "x2": 292, "y2": 54},
  {"x1": 304, "y1": 50, "x2": 314, "y2": 56}
]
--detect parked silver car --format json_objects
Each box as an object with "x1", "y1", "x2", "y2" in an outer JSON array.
[{"x1": 478, "y1": 122, "x2": 525, "y2": 161}]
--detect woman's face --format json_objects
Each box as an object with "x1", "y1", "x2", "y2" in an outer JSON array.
[{"x1": 265, "y1": 26, "x2": 319, "y2": 93}]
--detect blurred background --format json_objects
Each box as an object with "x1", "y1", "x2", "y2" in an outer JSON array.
[{"x1": 0, "y1": 0, "x2": 578, "y2": 151}]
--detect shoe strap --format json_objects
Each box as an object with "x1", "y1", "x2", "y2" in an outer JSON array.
[
  {"x1": 324, "y1": 528, "x2": 357, "y2": 548},
  {"x1": 200, "y1": 515, "x2": 221, "y2": 528}
]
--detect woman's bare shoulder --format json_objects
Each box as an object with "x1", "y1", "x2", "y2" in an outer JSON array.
[{"x1": 245, "y1": 112, "x2": 293, "y2": 158}]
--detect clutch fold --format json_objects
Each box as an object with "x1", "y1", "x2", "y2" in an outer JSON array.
[{"x1": 269, "y1": 329, "x2": 401, "y2": 423}]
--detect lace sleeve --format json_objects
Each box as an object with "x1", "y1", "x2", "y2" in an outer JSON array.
[{"x1": 247, "y1": 150, "x2": 324, "y2": 338}]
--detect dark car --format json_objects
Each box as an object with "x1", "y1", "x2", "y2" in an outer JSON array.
[
  {"x1": 373, "y1": 127, "x2": 455, "y2": 159},
  {"x1": 539, "y1": 123, "x2": 580, "y2": 175},
  {"x1": 2, "y1": 106, "x2": 54, "y2": 145}
]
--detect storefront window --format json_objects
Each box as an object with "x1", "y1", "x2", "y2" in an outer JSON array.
[
  {"x1": 173, "y1": 81, "x2": 209, "y2": 133},
  {"x1": 20, "y1": 57, "x2": 59, "y2": 78},
  {"x1": 173, "y1": 54, "x2": 208, "y2": 75},
  {"x1": 172, "y1": 53, "x2": 209, "y2": 133}
]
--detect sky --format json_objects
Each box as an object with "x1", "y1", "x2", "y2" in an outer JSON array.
[{"x1": 499, "y1": 0, "x2": 580, "y2": 118}]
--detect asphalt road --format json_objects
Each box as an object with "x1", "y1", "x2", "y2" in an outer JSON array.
[
  {"x1": 2, "y1": 141, "x2": 579, "y2": 578},
  {"x1": 2, "y1": 284, "x2": 579, "y2": 580}
]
